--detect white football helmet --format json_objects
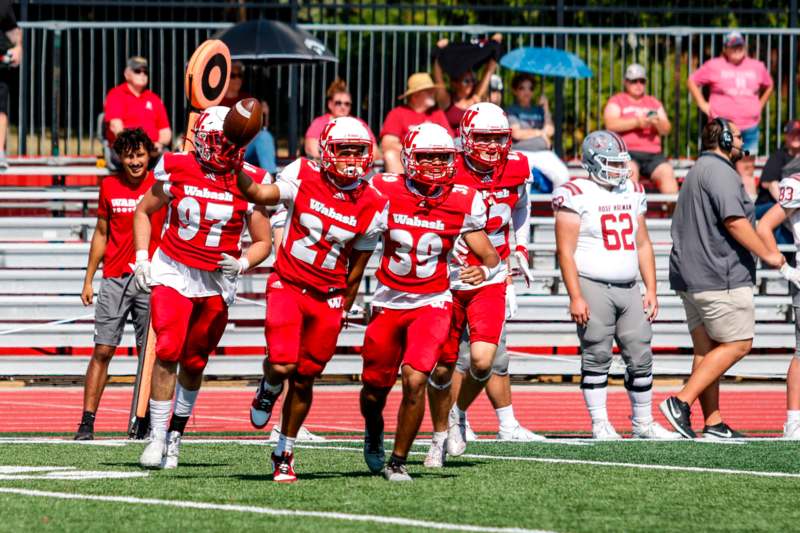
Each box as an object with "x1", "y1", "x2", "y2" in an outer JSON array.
[
  {"x1": 319, "y1": 116, "x2": 373, "y2": 185},
  {"x1": 192, "y1": 105, "x2": 240, "y2": 173},
  {"x1": 401, "y1": 122, "x2": 456, "y2": 187},
  {"x1": 460, "y1": 102, "x2": 512, "y2": 167},
  {"x1": 581, "y1": 130, "x2": 631, "y2": 187}
]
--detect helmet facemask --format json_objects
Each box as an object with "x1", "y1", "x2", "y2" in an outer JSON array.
[
  {"x1": 463, "y1": 129, "x2": 511, "y2": 168},
  {"x1": 591, "y1": 151, "x2": 631, "y2": 188},
  {"x1": 404, "y1": 148, "x2": 456, "y2": 189},
  {"x1": 322, "y1": 140, "x2": 373, "y2": 187},
  {"x1": 193, "y1": 128, "x2": 241, "y2": 174}
]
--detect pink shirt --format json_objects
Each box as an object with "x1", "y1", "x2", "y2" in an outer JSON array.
[
  {"x1": 689, "y1": 56, "x2": 773, "y2": 130},
  {"x1": 605, "y1": 92, "x2": 664, "y2": 153},
  {"x1": 304, "y1": 114, "x2": 377, "y2": 144}
]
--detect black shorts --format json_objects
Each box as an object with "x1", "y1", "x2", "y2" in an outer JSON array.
[
  {"x1": 0, "y1": 78, "x2": 8, "y2": 115},
  {"x1": 629, "y1": 151, "x2": 668, "y2": 178}
]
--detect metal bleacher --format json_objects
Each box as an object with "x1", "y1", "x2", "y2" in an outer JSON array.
[{"x1": 0, "y1": 174, "x2": 792, "y2": 379}]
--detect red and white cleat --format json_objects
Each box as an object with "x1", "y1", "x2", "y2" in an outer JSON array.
[{"x1": 271, "y1": 452, "x2": 297, "y2": 483}]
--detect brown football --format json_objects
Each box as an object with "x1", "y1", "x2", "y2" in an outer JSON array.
[{"x1": 223, "y1": 97, "x2": 263, "y2": 146}]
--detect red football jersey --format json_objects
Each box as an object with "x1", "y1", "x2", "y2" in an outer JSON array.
[
  {"x1": 274, "y1": 158, "x2": 388, "y2": 293},
  {"x1": 372, "y1": 173, "x2": 486, "y2": 294},
  {"x1": 154, "y1": 153, "x2": 266, "y2": 271},
  {"x1": 452, "y1": 151, "x2": 529, "y2": 264}
]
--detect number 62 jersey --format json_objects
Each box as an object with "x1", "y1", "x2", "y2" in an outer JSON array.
[{"x1": 551, "y1": 178, "x2": 647, "y2": 283}]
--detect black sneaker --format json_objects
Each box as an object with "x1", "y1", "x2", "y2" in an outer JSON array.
[
  {"x1": 703, "y1": 422, "x2": 745, "y2": 439},
  {"x1": 659, "y1": 396, "x2": 697, "y2": 438},
  {"x1": 250, "y1": 378, "x2": 283, "y2": 429},
  {"x1": 74, "y1": 422, "x2": 94, "y2": 441}
]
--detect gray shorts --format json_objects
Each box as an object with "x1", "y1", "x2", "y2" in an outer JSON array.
[
  {"x1": 94, "y1": 275, "x2": 151, "y2": 352},
  {"x1": 455, "y1": 325, "x2": 509, "y2": 376}
]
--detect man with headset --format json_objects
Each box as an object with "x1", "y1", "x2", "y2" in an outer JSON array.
[{"x1": 661, "y1": 118, "x2": 786, "y2": 439}]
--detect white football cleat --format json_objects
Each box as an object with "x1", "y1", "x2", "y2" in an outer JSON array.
[
  {"x1": 139, "y1": 428, "x2": 167, "y2": 468},
  {"x1": 464, "y1": 419, "x2": 478, "y2": 442},
  {"x1": 632, "y1": 420, "x2": 680, "y2": 440},
  {"x1": 424, "y1": 437, "x2": 447, "y2": 468},
  {"x1": 162, "y1": 430, "x2": 182, "y2": 469},
  {"x1": 784, "y1": 421, "x2": 800, "y2": 439},
  {"x1": 591, "y1": 420, "x2": 622, "y2": 440},
  {"x1": 446, "y1": 407, "x2": 467, "y2": 456},
  {"x1": 497, "y1": 424, "x2": 547, "y2": 442},
  {"x1": 268, "y1": 425, "x2": 326, "y2": 442}
]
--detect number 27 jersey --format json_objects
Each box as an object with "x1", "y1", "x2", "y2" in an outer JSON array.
[{"x1": 551, "y1": 178, "x2": 647, "y2": 283}]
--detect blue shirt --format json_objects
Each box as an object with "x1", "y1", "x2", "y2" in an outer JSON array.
[{"x1": 244, "y1": 129, "x2": 277, "y2": 175}]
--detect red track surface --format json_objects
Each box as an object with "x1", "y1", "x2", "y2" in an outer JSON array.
[{"x1": 0, "y1": 386, "x2": 786, "y2": 435}]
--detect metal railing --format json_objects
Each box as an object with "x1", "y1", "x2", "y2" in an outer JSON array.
[{"x1": 10, "y1": 22, "x2": 800, "y2": 160}]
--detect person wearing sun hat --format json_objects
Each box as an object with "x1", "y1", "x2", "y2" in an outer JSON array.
[
  {"x1": 688, "y1": 30, "x2": 774, "y2": 196},
  {"x1": 380, "y1": 72, "x2": 454, "y2": 173}
]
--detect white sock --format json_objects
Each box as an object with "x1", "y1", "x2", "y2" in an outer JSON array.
[
  {"x1": 496, "y1": 405, "x2": 517, "y2": 430},
  {"x1": 275, "y1": 433, "x2": 296, "y2": 455},
  {"x1": 173, "y1": 384, "x2": 199, "y2": 418},
  {"x1": 788, "y1": 410, "x2": 800, "y2": 424},
  {"x1": 626, "y1": 373, "x2": 654, "y2": 425},
  {"x1": 432, "y1": 431, "x2": 447, "y2": 444},
  {"x1": 581, "y1": 373, "x2": 609, "y2": 423},
  {"x1": 455, "y1": 406, "x2": 467, "y2": 423},
  {"x1": 149, "y1": 399, "x2": 171, "y2": 435}
]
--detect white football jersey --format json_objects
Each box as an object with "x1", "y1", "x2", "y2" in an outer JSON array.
[
  {"x1": 552, "y1": 178, "x2": 647, "y2": 283},
  {"x1": 778, "y1": 175, "x2": 800, "y2": 247}
]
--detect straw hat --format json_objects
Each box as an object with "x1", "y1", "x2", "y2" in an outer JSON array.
[{"x1": 397, "y1": 72, "x2": 443, "y2": 100}]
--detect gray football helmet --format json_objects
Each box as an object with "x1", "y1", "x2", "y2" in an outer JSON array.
[{"x1": 581, "y1": 130, "x2": 631, "y2": 187}]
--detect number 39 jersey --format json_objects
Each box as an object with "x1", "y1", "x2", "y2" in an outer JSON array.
[
  {"x1": 371, "y1": 174, "x2": 486, "y2": 308},
  {"x1": 154, "y1": 153, "x2": 267, "y2": 271},
  {"x1": 551, "y1": 178, "x2": 647, "y2": 283},
  {"x1": 274, "y1": 158, "x2": 389, "y2": 294},
  {"x1": 778, "y1": 175, "x2": 800, "y2": 246}
]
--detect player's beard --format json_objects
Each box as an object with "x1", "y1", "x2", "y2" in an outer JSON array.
[{"x1": 729, "y1": 146, "x2": 744, "y2": 164}]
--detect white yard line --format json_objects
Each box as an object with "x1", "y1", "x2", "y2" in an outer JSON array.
[{"x1": 0, "y1": 487, "x2": 552, "y2": 533}]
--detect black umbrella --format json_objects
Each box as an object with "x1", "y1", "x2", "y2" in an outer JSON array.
[{"x1": 213, "y1": 19, "x2": 337, "y2": 65}]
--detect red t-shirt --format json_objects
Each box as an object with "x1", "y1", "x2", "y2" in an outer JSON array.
[
  {"x1": 104, "y1": 83, "x2": 170, "y2": 143},
  {"x1": 97, "y1": 171, "x2": 165, "y2": 278},
  {"x1": 379, "y1": 105, "x2": 455, "y2": 141},
  {"x1": 605, "y1": 92, "x2": 664, "y2": 153}
]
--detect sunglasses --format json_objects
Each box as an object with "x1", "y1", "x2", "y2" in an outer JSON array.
[
  {"x1": 132, "y1": 68, "x2": 148, "y2": 75},
  {"x1": 460, "y1": 77, "x2": 476, "y2": 86},
  {"x1": 333, "y1": 100, "x2": 352, "y2": 107},
  {"x1": 628, "y1": 78, "x2": 646, "y2": 85}
]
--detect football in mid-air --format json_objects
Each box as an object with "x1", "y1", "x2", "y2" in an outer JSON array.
[{"x1": 223, "y1": 97, "x2": 262, "y2": 146}]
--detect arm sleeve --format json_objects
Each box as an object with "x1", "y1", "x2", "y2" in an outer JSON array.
[
  {"x1": 461, "y1": 192, "x2": 488, "y2": 233},
  {"x1": 353, "y1": 200, "x2": 389, "y2": 251},
  {"x1": 275, "y1": 159, "x2": 302, "y2": 202},
  {"x1": 760, "y1": 151, "x2": 786, "y2": 184},
  {"x1": 511, "y1": 185, "x2": 531, "y2": 246},
  {"x1": 778, "y1": 178, "x2": 800, "y2": 209},
  {"x1": 704, "y1": 171, "x2": 747, "y2": 220}
]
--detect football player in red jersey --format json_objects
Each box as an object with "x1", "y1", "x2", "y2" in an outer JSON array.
[
  {"x1": 426, "y1": 102, "x2": 535, "y2": 466},
  {"x1": 237, "y1": 116, "x2": 389, "y2": 483},
  {"x1": 133, "y1": 106, "x2": 272, "y2": 470},
  {"x1": 359, "y1": 123, "x2": 501, "y2": 482}
]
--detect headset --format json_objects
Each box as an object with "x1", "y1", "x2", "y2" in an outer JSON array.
[{"x1": 714, "y1": 117, "x2": 734, "y2": 152}]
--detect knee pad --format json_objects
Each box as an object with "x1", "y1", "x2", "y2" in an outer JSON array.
[
  {"x1": 624, "y1": 371, "x2": 653, "y2": 393},
  {"x1": 468, "y1": 366, "x2": 492, "y2": 383},
  {"x1": 155, "y1": 334, "x2": 182, "y2": 364},
  {"x1": 580, "y1": 370, "x2": 608, "y2": 390},
  {"x1": 181, "y1": 353, "x2": 209, "y2": 374},
  {"x1": 427, "y1": 375, "x2": 452, "y2": 391},
  {"x1": 491, "y1": 345, "x2": 509, "y2": 376}
]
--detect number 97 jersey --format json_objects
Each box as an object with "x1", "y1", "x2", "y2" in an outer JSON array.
[{"x1": 552, "y1": 178, "x2": 647, "y2": 283}]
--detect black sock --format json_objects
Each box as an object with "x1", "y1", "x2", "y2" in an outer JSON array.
[
  {"x1": 80, "y1": 411, "x2": 96, "y2": 427},
  {"x1": 168, "y1": 415, "x2": 190, "y2": 434},
  {"x1": 389, "y1": 453, "x2": 406, "y2": 466}
]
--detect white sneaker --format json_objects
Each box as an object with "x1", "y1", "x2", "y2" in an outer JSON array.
[
  {"x1": 497, "y1": 424, "x2": 546, "y2": 442},
  {"x1": 464, "y1": 419, "x2": 478, "y2": 442},
  {"x1": 446, "y1": 407, "x2": 467, "y2": 456},
  {"x1": 424, "y1": 437, "x2": 447, "y2": 468},
  {"x1": 632, "y1": 420, "x2": 680, "y2": 440},
  {"x1": 139, "y1": 429, "x2": 167, "y2": 468},
  {"x1": 268, "y1": 425, "x2": 326, "y2": 442},
  {"x1": 592, "y1": 420, "x2": 621, "y2": 440},
  {"x1": 784, "y1": 421, "x2": 800, "y2": 439},
  {"x1": 162, "y1": 430, "x2": 182, "y2": 469}
]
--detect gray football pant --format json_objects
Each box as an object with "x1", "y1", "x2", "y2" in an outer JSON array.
[
  {"x1": 577, "y1": 277, "x2": 653, "y2": 377},
  {"x1": 456, "y1": 326, "x2": 509, "y2": 376}
]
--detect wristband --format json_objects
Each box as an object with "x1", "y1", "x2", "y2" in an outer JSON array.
[
  {"x1": 479, "y1": 265, "x2": 490, "y2": 280},
  {"x1": 135, "y1": 249, "x2": 149, "y2": 262},
  {"x1": 239, "y1": 256, "x2": 250, "y2": 273}
]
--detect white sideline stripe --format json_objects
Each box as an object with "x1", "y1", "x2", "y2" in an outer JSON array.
[
  {"x1": 295, "y1": 445, "x2": 800, "y2": 479},
  {"x1": 0, "y1": 487, "x2": 553, "y2": 533}
]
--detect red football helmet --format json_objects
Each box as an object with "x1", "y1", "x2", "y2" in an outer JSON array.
[
  {"x1": 319, "y1": 116, "x2": 373, "y2": 186},
  {"x1": 460, "y1": 102, "x2": 512, "y2": 168},
  {"x1": 401, "y1": 123, "x2": 456, "y2": 188},
  {"x1": 192, "y1": 106, "x2": 242, "y2": 174}
]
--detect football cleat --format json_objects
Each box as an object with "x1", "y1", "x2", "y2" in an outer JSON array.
[
  {"x1": 268, "y1": 425, "x2": 326, "y2": 442},
  {"x1": 139, "y1": 428, "x2": 167, "y2": 468},
  {"x1": 74, "y1": 422, "x2": 94, "y2": 441},
  {"x1": 464, "y1": 418, "x2": 478, "y2": 442},
  {"x1": 659, "y1": 396, "x2": 697, "y2": 438},
  {"x1": 591, "y1": 420, "x2": 622, "y2": 440},
  {"x1": 446, "y1": 407, "x2": 467, "y2": 456},
  {"x1": 424, "y1": 437, "x2": 447, "y2": 468},
  {"x1": 632, "y1": 420, "x2": 680, "y2": 440},
  {"x1": 383, "y1": 461, "x2": 412, "y2": 482},
  {"x1": 271, "y1": 452, "x2": 297, "y2": 483},
  {"x1": 784, "y1": 421, "x2": 800, "y2": 439},
  {"x1": 250, "y1": 378, "x2": 283, "y2": 429},
  {"x1": 161, "y1": 430, "x2": 182, "y2": 469},
  {"x1": 363, "y1": 426, "x2": 385, "y2": 474},
  {"x1": 497, "y1": 424, "x2": 547, "y2": 442},
  {"x1": 702, "y1": 422, "x2": 745, "y2": 440}
]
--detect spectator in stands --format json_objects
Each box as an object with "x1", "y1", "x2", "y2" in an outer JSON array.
[
  {"x1": 687, "y1": 31, "x2": 774, "y2": 196},
  {"x1": 662, "y1": 118, "x2": 785, "y2": 440},
  {"x1": 432, "y1": 35, "x2": 500, "y2": 132},
  {"x1": 0, "y1": 1, "x2": 21, "y2": 169},
  {"x1": 104, "y1": 56, "x2": 172, "y2": 153},
  {"x1": 604, "y1": 63, "x2": 677, "y2": 194},
  {"x1": 380, "y1": 72, "x2": 453, "y2": 174},
  {"x1": 488, "y1": 74, "x2": 504, "y2": 107},
  {"x1": 304, "y1": 78, "x2": 377, "y2": 161},
  {"x1": 506, "y1": 73, "x2": 569, "y2": 190},
  {"x1": 755, "y1": 119, "x2": 800, "y2": 244},
  {"x1": 219, "y1": 61, "x2": 253, "y2": 108},
  {"x1": 244, "y1": 99, "x2": 277, "y2": 175},
  {"x1": 76, "y1": 128, "x2": 166, "y2": 441}
]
